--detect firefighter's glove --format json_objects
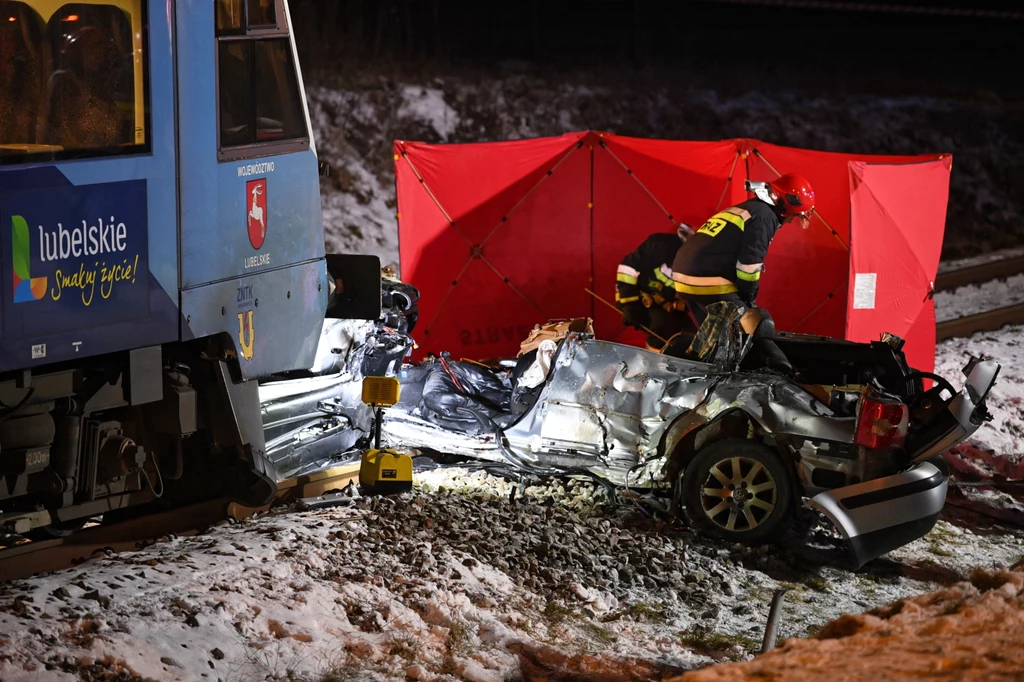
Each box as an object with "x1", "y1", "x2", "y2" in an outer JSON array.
[{"x1": 621, "y1": 303, "x2": 648, "y2": 330}]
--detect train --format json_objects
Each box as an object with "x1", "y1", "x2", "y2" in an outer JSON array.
[{"x1": 0, "y1": 0, "x2": 379, "y2": 538}]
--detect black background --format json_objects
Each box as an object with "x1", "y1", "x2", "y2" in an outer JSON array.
[{"x1": 289, "y1": 0, "x2": 1021, "y2": 95}]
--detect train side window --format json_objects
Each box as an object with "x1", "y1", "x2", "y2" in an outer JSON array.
[
  {"x1": 0, "y1": 1, "x2": 45, "y2": 147},
  {"x1": 218, "y1": 40, "x2": 252, "y2": 147},
  {"x1": 253, "y1": 39, "x2": 305, "y2": 143},
  {"x1": 246, "y1": 0, "x2": 274, "y2": 27},
  {"x1": 0, "y1": 0, "x2": 149, "y2": 166},
  {"x1": 215, "y1": 0, "x2": 243, "y2": 34},
  {"x1": 216, "y1": 0, "x2": 308, "y2": 160},
  {"x1": 216, "y1": 0, "x2": 279, "y2": 36}
]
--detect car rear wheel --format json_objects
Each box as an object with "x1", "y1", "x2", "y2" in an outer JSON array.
[{"x1": 682, "y1": 438, "x2": 793, "y2": 544}]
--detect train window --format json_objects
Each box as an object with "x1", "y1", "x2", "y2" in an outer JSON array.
[
  {"x1": 246, "y1": 0, "x2": 274, "y2": 27},
  {"x1": 218, "y1": 41, "x2": 252, "y2": 148},
  {"x1": 253, "y1": 39, "x2": 305, "y2": 142},
  {"x1": 215, "y1": 0, "x2": 243, "y2": 34},
  {"x1": 217, "y1": 0, "x2": 278, "y2": 35},
  {"x1": 0, "y1": 2, "x2": 45, "y2": 147},
  {"x1": 0, "y1": 0, "x2": 149, "y2": 166},
  {"x1": 216, "y1": 0, "x2": 308, "y2": 159}
]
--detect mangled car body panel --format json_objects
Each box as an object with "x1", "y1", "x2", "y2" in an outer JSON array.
[
  {"x1": 258, "y1": 274, "x2": 420, "y2": 479},
  {"x1": 492, "y1": 336, "x2": 859, "y2": 482},
  {"x1": 501, "y1": 337, "x2": 714, "y2": 475},
  {"x1": 386, "y1": 333, "x2": 866, "y2": 484}
]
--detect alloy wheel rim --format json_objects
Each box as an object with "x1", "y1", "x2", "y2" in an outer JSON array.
[{"x1": 699, "y1": 456, "x2": 777, "y2": 532}]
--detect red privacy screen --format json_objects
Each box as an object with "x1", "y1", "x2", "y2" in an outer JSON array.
[{"x1": 395, "y1": 131, "x2": 950, "y2": 372}]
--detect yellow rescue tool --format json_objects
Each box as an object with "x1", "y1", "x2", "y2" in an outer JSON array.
[{"x1": 358, "y1": 376, "x2": 413, "y2": 494}]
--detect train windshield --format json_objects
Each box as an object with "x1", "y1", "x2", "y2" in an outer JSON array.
[
  {"x1": 0, "y1": 0, "x2": 147, "y2": 166},
  {"x1": 216, "y1": 0, "x2": 308, "y2": 159}
]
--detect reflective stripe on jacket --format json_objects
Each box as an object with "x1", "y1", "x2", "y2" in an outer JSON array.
[
  {"x1": 671, "y1": 198, "x2": 780, "y2": 302},
  {"x1": 616, "y1": 232, "x2": 685, "y2": 306}
]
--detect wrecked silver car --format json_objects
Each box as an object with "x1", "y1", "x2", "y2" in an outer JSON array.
[{"x1": 260, "y1": 277, "x2": 1000, "y2": 569}]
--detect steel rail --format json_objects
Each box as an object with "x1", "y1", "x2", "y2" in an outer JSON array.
[
  {"x1": 935, "y1": 254, "x2": 1024, "y2": 292},
  {"x1": 931, "y1": 252, "x2": 1024, "y2": 339},
  {"x1": 936, "y1": 302, "x2": 1024, "y2": 341}
]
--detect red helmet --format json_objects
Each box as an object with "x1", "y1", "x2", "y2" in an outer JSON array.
[{"x1": 768, "y1": 173, "x2": 815, "y2": 218}]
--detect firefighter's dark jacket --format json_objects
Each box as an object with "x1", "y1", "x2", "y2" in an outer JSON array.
[
  {"x1": 615, "y1": 232, "x2": 682, "y2": 306},
  {"x1": 671, "y1": 198, "x2": 781, "y2": 303}
]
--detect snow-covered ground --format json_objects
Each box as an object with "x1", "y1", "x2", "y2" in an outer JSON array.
[
  {"x1": 936, "y1": 246, "x2": 1024, "y2": 273},
  {"x1": 934, "y1": 274, "x2": 1024, "y2": 323},
  {"x1": 2, "y1": 470, "x2": 1022, "y2": 682},
  {"x1": 935, "y1": 324, "x2": 1024, "y2": 458},
  {"x1": 934, "y1": 245, "x2": 1024, "y2": 323}
]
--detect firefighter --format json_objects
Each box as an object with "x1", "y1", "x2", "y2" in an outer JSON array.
[
  {"x1": 671, "y1": 173, "x2": 815, "y2": 326},
  {"x1": 615, "y1": 222, "x2": 698, "y2": 351}
]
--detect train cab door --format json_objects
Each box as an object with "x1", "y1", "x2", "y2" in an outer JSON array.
[
  {"x1": 174, "y1": 0, "x2": 328, "y2": 380},
  {"x1": 0, "y1": 0, "x2": 179, "y2": 372}
]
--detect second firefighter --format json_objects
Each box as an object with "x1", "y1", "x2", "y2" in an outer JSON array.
[{"x1": 615, "y1": 222, "x2": 699, "y2": 350}]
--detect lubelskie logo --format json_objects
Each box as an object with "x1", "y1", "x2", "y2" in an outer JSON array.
[
  {"x1": 10, "y1": 213, "x2": 137, "y2": 306},
  {"x1": 11, "y1": 215, "x2": 47, "y2": 303}
]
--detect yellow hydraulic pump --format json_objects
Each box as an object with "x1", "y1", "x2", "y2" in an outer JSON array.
[{"x1": 358, "y1": 376, "x2": 413, "y2": 495}]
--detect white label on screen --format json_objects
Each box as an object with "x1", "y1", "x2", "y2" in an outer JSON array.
[{"x1": 853, "y1": 273, "x2": 877, "y2": 310}]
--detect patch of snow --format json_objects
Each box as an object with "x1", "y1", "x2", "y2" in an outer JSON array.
[
  {"x1": 934, "y1": 273, "x2": 1024, "y2": 322},
  {"x1": 1, "y1": 465, "x2": 1021, "y2": 681},
  {"x1": 937, "y1": 246, "x2": 1024, "y2": 273},
  {"x1": 934, "y1": 323, "x2": 1024, "y2": 456},
  {"x1": 319, "y1": 163, "x2": 400, "y2": 272},
  {"x1": 397, "y1": 86, "x2": 460, "y2": 141},
  {"x1": 306, "y1": 85, "x2": 401, "y2": 273}
]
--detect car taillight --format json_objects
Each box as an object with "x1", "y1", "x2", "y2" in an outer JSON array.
[{"x1": 855, "y1": 395, "x2": 909, "y2": 450}]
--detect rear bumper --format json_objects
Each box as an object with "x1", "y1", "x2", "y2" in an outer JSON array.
[{"x1": 807, "y1": 459, "x2": 947, "y2": 569}]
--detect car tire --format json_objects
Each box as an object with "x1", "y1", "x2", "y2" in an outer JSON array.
[{"x1": 682, "y1": 438, "x2": 793, "y2": 544}]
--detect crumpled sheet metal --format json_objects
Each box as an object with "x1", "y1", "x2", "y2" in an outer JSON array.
[
  {"x1": 381, "y1": 414, "x2": 502, "y2": 460},
  {"x1": 502, "y1": 337, "x2": 715, "y2": 480},
  {"x1": 504, "y1": 336, "x2": 862, "y2": 483},
  {"x1": 383, "y1": 334, "x2": 859, "y2": 485},
  {"x1": 259, "y1": 314, "x2": 417, "y2": 480},
  {"x1": 306, "y1": 318, "x2": 377, "y2": 376},
  {"x1": 698, "y1": 376, "x2": 856, "y2": 445}
]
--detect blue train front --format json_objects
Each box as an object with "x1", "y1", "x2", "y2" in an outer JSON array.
[{"x1": 0, "y1": 0, "x2": 366, "y2": 537}]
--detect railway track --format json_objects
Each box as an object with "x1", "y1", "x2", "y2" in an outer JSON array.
[
  {"x1": 0, "y1": 462, "x2": 360, "y2": 583},
  {"x1": 937, "y1": 302, "x2": 1024, "y2": 342},
  {"x1": 935, "y1": 254, "x2": 1024, "y2": 292},
  {"x1": 936, "y1": 253, "x2": 1024, "y2": 340}
]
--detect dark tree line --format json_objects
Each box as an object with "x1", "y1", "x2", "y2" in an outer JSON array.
[
  {"x1": 287, "y1": 0, "x2": 1018, "y2": 93},
  {"x1": 288, "y1": 0, "x2": 675, "y2": 69}
]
